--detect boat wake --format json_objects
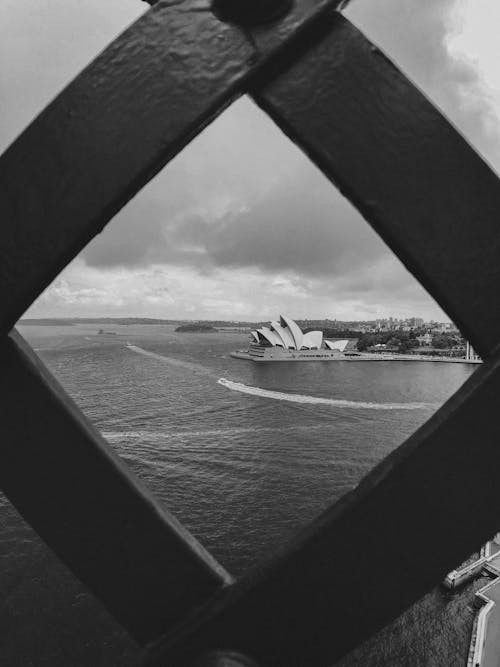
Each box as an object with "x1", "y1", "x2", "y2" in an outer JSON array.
[
  {"x1": 217, "y1": 378, "x2": 433, "y2": 410},
  {"x1": 102, "y1": 422, "x2": 336, "y2": 443},
  {"x1": 126, "y1": 344, "x2": 211, "y2": 374}
]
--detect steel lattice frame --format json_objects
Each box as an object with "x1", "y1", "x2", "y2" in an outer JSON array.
[{"x1": 1, "y1": 1, "x2": 500, "y2": 665}]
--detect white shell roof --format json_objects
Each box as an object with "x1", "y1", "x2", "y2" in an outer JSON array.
[
  {"x1": 257, "y1": 327, "x2": 282, "y2": 347},
  {"x1": 302, "y1": 331, "x2": 323, "y2": 349},
  {"x1": 253, "y1": 316, "x2": 329, "y2": 351},
  {"x1": 324, "y1": 339, "x2": 349, "y2": 352},
  {"x1": 280, "y1": 315, "x2": 303, "y2": 350},
  {"x1": 270, "y1": 320, "x2": 295, "y2": 348}
]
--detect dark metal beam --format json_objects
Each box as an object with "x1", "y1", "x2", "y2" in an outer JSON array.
[
  {"x1": 0, "y1": 0, "x2": 341, "y2": 337},
  {"x1": 3, "y1": 4, "x2": 499, "y2": 664},
  {"x1": 147, "y1": 13, "x2": 500, "y2": 664},
  {"x1": 149, "y1": 351, "x2": 500, "y2": 666},
  {"x1": 0, "y1": 0, "x2": 250, "y2": 336},
  {"x1": 0, "y1": 330, "x2": 231, "y2": 643},
  {"x1": 253, "y1": 12, "x2": 500, "y2": 359}
]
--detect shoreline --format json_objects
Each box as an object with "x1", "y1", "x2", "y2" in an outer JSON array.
[
  {"x1": 231, "y1": 350, "x2": 482, "y2": 364},
  {"x1": 444, "y1": 539, "x2": 500, "y2": 667}
]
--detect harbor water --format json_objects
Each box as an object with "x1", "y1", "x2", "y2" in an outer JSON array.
[{"x1": 1, "y1": 324, "x2": 480, "y2": 666}]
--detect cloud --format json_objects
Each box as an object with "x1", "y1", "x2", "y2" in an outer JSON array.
[
  {"x1": 10, "y1": 0, "x2": 500, "y2": 320},
  {"x1": 82, "y1": 96, "x2": 312, "y2": 269},
  {"x1": 201, "y1": 172, "x2": 384, "y2": 277},
  {"x1": 83, "y1": 97, "x2": 392, "y2": 284},
  {"x1": 80, "y1": 1, "x2": 500, "y2": 308},
  {"x1": 0, "y1": 0, "x2": 144, "y2": 153},
  {"x1": 30, "y1": 257, "x2": 439, "y2": 321},
  {"x1": 345, "y1": 0, "x2": 500, "y2": 169}
]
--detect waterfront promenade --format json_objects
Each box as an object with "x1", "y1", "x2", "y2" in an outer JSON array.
[
  {"x1": 446, "y1": 538, "x2": 500, "y2": 667},
  {"x1": 479, "y1": 547, "x2": 500, "y2": 667},
  {"x1": 232, "y1": 349, "x2": 482, "y2": 363}
]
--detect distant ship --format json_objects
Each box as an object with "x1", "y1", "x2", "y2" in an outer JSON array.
[{"x1": 231, "y1": 315, "x2": 359, "y2": 362}]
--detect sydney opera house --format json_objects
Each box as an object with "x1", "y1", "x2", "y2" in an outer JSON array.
[{"x1": 231, "y1": 315, "x2": 355, "y2": 362}]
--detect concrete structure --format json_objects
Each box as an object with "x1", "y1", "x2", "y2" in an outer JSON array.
[
  {"x1": 251, "y1": 315, "x2": 323, "y2": 351},
  {"x1": 237, "y1": 317, "x2": 481, "y2": 364},
  {"x1": 466, "y1": 341, "x2": 481, "y2": 362},
  {"x1": 443, "y1": 538, "x2": 500, "y2": 667},
  {"x1": 243, "y1": 316, "x2": 360, "y2": 362}
]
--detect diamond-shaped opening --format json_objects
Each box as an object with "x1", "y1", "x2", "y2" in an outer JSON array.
[
  {"x1": 8, "y1": 87, "x2": 485, "y2": 663},
  {"x1": 22, "y1": 95, "x2": 480, "y2": 558},
  {"x1": 0, "y1": 0, "x2": 145, "y2": 155},
  {"x1": 343, "y1": 0, "x2": 500, "y2": 175}
]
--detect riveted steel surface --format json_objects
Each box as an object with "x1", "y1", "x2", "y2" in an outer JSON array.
[
  {"x1": 149, "y1": 355, "x2": 500, "y2": 666},
  {"x1": 0, "y1": 0, "x2": 250, "y2": 337},
  {"x1": 2, "y1": 1, "x2": 500, "y2": 664},
  {"x1": 254, "y1": 13, "x2": 500, "y2": 359},
  {"x1": 0, "y1": 330, "x2": 232, "y2": 643},
  {"x1": 0, "y1": 0, "x2": 342, "y2": 338}
]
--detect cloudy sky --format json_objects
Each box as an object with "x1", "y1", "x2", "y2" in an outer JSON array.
[{"x1": 2, "y1": 0, "x2": 500, "y2": 321}]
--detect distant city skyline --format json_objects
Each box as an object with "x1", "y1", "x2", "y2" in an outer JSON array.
[
  {"x1": 3, "y1": 0, "x2": 500, "y2": 322},
  {"x1": 21, "y1": 314, "x2": 452, "y2": 328}
]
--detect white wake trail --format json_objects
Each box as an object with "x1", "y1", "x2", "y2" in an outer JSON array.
[
  {"x1": 218, "y1": 378, "x2": 433, "y2": 410},
  {"x1": 126, "y1": 344, "x2": 211, "y2": 374}
]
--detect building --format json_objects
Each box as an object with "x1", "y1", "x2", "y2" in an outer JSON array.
[
  {"x1": 416, "y1": 333, "x2": 433, "y2": 346},
  {"x1": 251, "y1": 315, "x2": 323, "y2": 350},
  {"x1": 233, "y1": 316, "x2": 357, "y2": 362}
]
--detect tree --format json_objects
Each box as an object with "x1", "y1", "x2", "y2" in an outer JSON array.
[{"x1": 432, "y1": 334, "x2": 454, "y2": 349}]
